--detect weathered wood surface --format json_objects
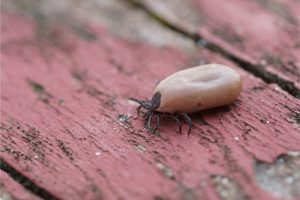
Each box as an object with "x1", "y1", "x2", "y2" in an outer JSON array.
[
  {"x1": 195, "y1": 0, "x2": 300, "y2": 87},
  {"x1": 132, "y1": 0, "x2": 300, "y2": 96},
  {"x1": 1, "y1": 1, "x2": 300, "y2": 200}
]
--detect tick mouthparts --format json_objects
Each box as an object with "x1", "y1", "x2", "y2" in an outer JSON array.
[
  {"x1": 128, "y1": 97, "x2": 141, "y2": 103},
  {"x1": 129, "y1": 97, "x2": 147, "y2": 106}
]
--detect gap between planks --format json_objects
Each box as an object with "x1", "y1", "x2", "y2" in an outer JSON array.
[{"x1": 0, "y1": 159, "x2": 61, "y2": 200}]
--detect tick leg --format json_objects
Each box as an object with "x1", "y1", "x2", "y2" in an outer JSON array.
[
  {"x1": 182, "y1": 113, "x2": 192, "y2": 136},
  {"x1": 143, "y1": 110, "x2": 151, "y2": 119},
  {"x1": 143, "y1": 111, "x2": 151, "y2": 126},
  {"x1": 153, "y1": 113, "x2": 160, "y2": 132},
  {"x1": 146, "y1": 112, "x2": 154, "y2": 131},
  {"x1": 136, "y1": 105, "x2": 142, "y2": 118},
  {"x1": 167, "y1": 114, "x2": 182, "y2": 134}
]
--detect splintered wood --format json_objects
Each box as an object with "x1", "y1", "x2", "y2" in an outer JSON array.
[{"x1": 1, "y1": 1, "x2": 300, "y2": 200}]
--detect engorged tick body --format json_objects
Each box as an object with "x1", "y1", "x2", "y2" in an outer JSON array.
[{"x1": 130, "y1": 63, "x2": 242, "y2": 136}]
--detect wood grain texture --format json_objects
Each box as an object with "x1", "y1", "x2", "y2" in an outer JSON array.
[
  {"x1": 1, "y1": 5, "x2": 300, "y2": 200},
  {"x1": 194, "y1": 0, "x2": 300, "y2": 87},
  {"x1": 134, "y1": 0, "x2": 300, "y2": 92}
]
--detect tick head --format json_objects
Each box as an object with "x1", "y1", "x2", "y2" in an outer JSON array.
[
  {"x1": 129, "y1": 92, "x2": 161, "y2": 112},
  {"x1": 149, "y1": 92, "x2": 161, "y2": 111}
]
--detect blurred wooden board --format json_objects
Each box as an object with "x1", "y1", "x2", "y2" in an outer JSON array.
[
  {"x1": 1, "y1": 2, "x2": 300, "y2": 200},
  {"x1": 134, "y1": 0, "x2": 300, "y2": 93}
]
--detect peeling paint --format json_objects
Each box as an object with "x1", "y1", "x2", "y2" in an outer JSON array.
[
  {"x1": 255, "y1": 152, "x2": 300, "y2": 200},
  {"x1": 212, "y1": 175, "x2": 249, "y2": 200}
]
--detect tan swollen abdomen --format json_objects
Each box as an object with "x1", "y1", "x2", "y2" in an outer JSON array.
[{"x1": 154, "y1": 64, "x2": 242, "y2": 113}]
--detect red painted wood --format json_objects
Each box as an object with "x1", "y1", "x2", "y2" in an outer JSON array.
[
  {"x1": 0, "y1": 171, "x2": 42, "y2": 200},
  {"x1": 193, "y1": 0, "x2": 300, "y2": 88},
  {"x1": 136, "y1": 0, "x2": 300, "y2": 89},
  {"x1": 1, "y1": 10, "x2": 300, "y2": 200}
]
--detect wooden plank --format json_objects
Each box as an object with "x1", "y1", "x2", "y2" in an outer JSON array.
[
  {"x1": 133, "y1": 0, "x2": 300, "y2": 93},
  {"x1": 194, "y1": 0, "x2": 300, "y2": 86},
  {"x1": 1, "y1": 0, "x2": 196, "y2": 51},
  {"x1": 1, "y1": 6, "x2": 300, "y2": 200}
]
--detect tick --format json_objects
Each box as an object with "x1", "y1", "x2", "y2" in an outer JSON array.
[{"x1": 130, "y1": 64, "x2": 242, "y2": 136}]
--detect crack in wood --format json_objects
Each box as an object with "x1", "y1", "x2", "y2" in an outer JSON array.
[
  {"x1": 0, "y1": 158, "x2": 61, "y2": 200},
  {"x1": 123, "y1": 0, "x2": 300, "y2": 99}
]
